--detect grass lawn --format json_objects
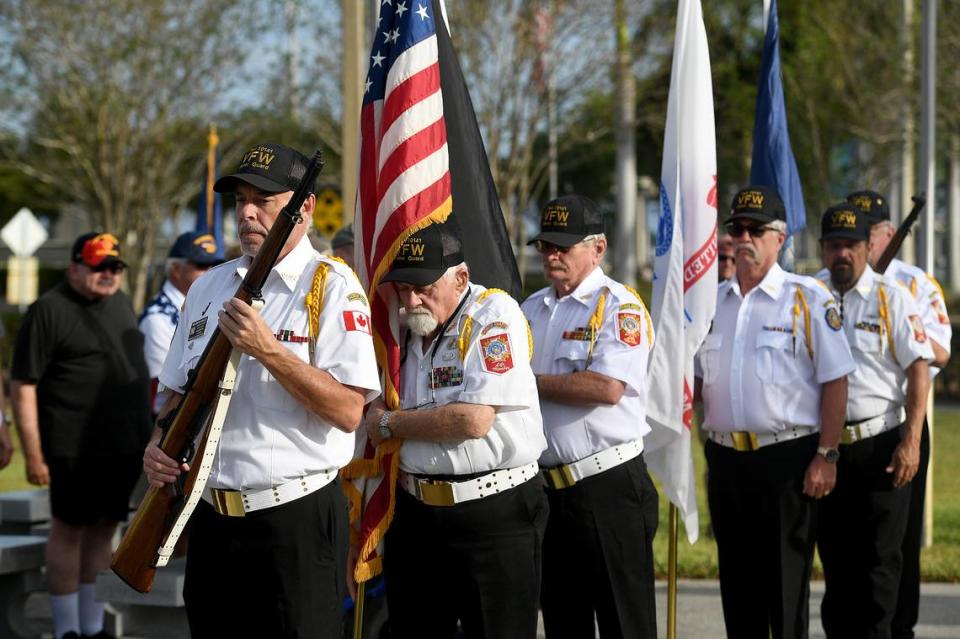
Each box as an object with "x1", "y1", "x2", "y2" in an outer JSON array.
[
  {"x1": 652, "y1": 405, "x2": 960, "y2": 581},
  {"x1": 3, "y1": 405, "x2": 960, "y2": 580}
]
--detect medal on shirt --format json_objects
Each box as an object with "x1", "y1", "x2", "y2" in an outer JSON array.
[
  {"x1": 429, "y1": 366, "x2": 464, "y2": 389},
  {"x1": 275, "y1": 329, "x2": 310, "y2": 343},
  {"x1": 854, "y1": 321, "x2": 881, "y2": 335},
  {"x1": 562, "y1": 327, "x2": 592, "y2": 341}
]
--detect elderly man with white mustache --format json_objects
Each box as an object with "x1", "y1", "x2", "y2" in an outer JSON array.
[
  {"x1": 362, "y1": 222, "x2": 548, "y2": 639},
  {"x1": 694, "y1": 185, "x2": 856, "y2": 639}
]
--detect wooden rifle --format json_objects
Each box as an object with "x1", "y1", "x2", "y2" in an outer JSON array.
[
  {"x1": 874, "y1": 194, "x2": 925, "y2": 274},
  {"x1": 110, "y1": 150, "x2": 325, "y2": 593}
]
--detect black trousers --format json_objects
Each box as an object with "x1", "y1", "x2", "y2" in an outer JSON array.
[
  {"x1": 183, "y1": 480, "x2": 349, "y2": 639},
  {"x1": 383, "y1": 476, "x2": 548, "y2": 639},
  {"x1": 819, "y1": 427, "x2": 911, "y2": 639},
  {"x1": 706, "y1": 435, "x2": 818, "y2": 639},
  {"x1": 892, "y1": 419, "x2": 930, "y2": 639},
  {"x1": 540, "y1": 455, "x2": 659, "y2": 639}
]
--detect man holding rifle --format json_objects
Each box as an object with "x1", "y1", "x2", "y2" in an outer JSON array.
[
  {"x1": 144, "y1": 142, "x2": 381, "y2": 639},
  {"x1": 846, "y1": 189, "x2": 952, "y2": 639}
]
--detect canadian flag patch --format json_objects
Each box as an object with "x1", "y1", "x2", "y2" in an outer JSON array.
[{"x1": 343, "y1": 310, "x2": 371, "y2": 334}]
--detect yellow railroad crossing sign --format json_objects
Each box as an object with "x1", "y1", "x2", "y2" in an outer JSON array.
[{"x1": 313, "y1": 187, "x2": 344, "y2": 239}]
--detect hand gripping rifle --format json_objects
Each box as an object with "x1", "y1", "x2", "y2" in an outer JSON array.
[
  {"x1": 111, "y1": 150, "x2": 325, "y2": 593},
  {"x1": 874, "y1": 194, "x2": 926, "y2": 274}
]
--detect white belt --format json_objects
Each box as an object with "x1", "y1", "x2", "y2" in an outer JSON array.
[
  {"x1": 398, "y1": 462, "x2": 539, "y2": 507},
  {"x1": 842, "y1": 408, "x2": 905, "y2": 445},
  {"x1": 542, "y1": 440, "x2": 643, "y2": 490},
  {"x1": 707, "y1": 425, "x2": 818, "y2": 452},
  {"x1": 204, "y1": 469, "x2": 337, "y2": 517}
]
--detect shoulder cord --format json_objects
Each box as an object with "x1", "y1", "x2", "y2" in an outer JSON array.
[
  {"x1": 305, "y1": 261, "x2": 333, "y2": 362},
  {"x1": 792, "y1": 288, "x2": 815, "y2": 361},
  {"x1": 877, "y1": 283, "x2": 899, "y2": 365},
  {"x1": 624, "y1": 284, "x2": 655, "y2": 350},
  {"x1": 458, "y1": 288, "x2": 534, "y2": 363}
]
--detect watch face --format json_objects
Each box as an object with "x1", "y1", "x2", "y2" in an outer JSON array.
[
  {"x1": 379, "y1": 425, "x2": 392, "y2": 440},
  {"x1": 823, "y1": 448, "x2": 839, "y2": 463}
]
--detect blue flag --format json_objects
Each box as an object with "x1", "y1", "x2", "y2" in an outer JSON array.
[
  {"x1": 750, "y1": 0, "x2": 805, "y2": 236},
  {"x1": 195, "y1": 126, "x2": 225, "y2": 259}
]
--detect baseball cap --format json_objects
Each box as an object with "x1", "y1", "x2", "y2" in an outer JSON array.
[
  {"x1": 381, "y1": 223, "x2": 464, "y2": 287},
  {"x1": 214, "y1": 142, "x2": 315, "y2": 194},
  {"x1": 331, "y1": 224, "x2": 355, "y2": 250},
  {"x1": 72, "y1": 232, "x2": 127, "y2": 270},
  {"x1": 527, "y1": 195, "x2": 604, "y2": 248},
  {"x1": 168, "y1": 231, "x2": 225, "y2": 266},
  {"x1": 726, "y1": 186, "x2": 786, "y2": 225},
  {"x1": 845, "y1": 190, "x2": 890, "y2": 224},
  {"x1": 820, "y1": 203, "x2": 870, "y2": 242}
]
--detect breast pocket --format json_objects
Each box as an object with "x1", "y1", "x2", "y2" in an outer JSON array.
[
  {"x1": 246, "y1": 342, "x2": 309, "y2": 412},
  {"x1": 698, "y1": 334, "x2": 723, "y2": 385},
  {"x1": 557, "y1": 340, "x2": 591, "y2": 372},
  {"x1": 755, "y1": 332, "x2": 799, "y2": 384},
  {"x1": 853, "y1": 329, "x2": 882, "y2": 355}
]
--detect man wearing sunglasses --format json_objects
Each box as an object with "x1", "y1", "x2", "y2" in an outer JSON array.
[
  {"x1": 814, "y1": 203, "x2": 932, "y2": 638},
  {"x1": 11, "y1": 232, "x2": 152, "y2": 639},
  {"x1": 139, "y1": 231, "x2": 224, "y2": 414},
  {"x1": 361, "y1": 222, "x2": 547, "y2": 638},
  {"x1": 521, "y1": 194, "x2": 659, "y2": 638},
  {"x1": 695, "y1": 186, "x2": 855, "y2": 639}
]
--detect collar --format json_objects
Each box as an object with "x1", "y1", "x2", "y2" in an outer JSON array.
[
  {"x1": 728, "y1": 262, "x2": 786, "y2": 300},
  {"x1": 161, "y1": 279, "x2": 185, "y2": 309},
  {"x1": 543, "y1": 266, "x2": 606, "y2": 308},
  {"x1": 234, "y1": 235, "x2": 316, "y2": 292},
  {"x1": 851, "y1": 266, "x2": 876, "y2": 299}
]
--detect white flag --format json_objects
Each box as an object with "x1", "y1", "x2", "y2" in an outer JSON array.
[{"x1": 643, "y1": 0, "x2": 718, "y2": 545}]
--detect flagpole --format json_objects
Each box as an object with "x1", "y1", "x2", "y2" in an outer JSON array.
[
  {"x1": 667, "y1": 503, "x2": 679, "y2": 639},
  {"x1": 352, "y1": 581, "x2": 366, "y2": 639}
]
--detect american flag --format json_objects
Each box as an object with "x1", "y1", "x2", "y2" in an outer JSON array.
[{"x1": 343, "y1": 0, "x2": 452, "y2": 584}]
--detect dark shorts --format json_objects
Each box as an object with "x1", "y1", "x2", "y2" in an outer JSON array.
[{"x1": 48, "y1": 455, "x2": 142, "y2": 526}]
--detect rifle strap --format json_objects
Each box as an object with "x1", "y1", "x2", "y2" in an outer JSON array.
[{"x1": 154, "y1": 328, "x2": 249, "y2": 566}]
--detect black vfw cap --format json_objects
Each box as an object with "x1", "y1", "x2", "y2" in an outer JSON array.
[
  {"x1": 214, "y1": 142, "x2": 315, "y2": 194},
  {"x1": 527, "y1": 195, "x2": 604, "y2": 248},
  {"x1": 820, "y1": 203, "x2": 870, "y2": 242},
  {"x1": 381, "y1": 223, "x2": 465, "y2": 287},
  {"x1": 726, "y1": 186, "x2": 786, "y2": 225},
  {"x1": 846, "y1": 190, "x2": 890, "y2": 224}
]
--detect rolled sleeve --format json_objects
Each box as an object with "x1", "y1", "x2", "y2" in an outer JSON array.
[{"x1": 588, "y1": 302, "x2": 650, "y2": 396}]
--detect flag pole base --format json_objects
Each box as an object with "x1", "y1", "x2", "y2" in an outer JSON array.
[
  {"x1": 667, "y1": 503, "x2": 678, "y2": 639},
  {"x1": 353, "y1": 581, "x2": 366, "y2": 639}
]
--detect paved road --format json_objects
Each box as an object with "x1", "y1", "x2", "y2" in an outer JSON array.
[{"x1": 26, "y1": 579, "x2": 960, "y2": 637}]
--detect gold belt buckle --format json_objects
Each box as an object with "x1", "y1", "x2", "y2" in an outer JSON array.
[
  {"x1": 417, "y1": 480, "x2": 456, "y2": 507},
  {"x1": 545, "y1": 465, "x2": 577, "y2": 490},
  {"x1": 840, "y1": 423, "x2": 863, "y2": 445},
  {"x1": 210, "y1": 488, "x2": 246, "y2": 517},
  {"x1": 729, "y1": 431, "x2": 760, "y2": 452}
]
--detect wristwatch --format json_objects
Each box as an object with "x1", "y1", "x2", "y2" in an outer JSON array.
[
  {"x1": 378, "y1": 411, "x2": 394, "y2": 440},
  {"x1": 817, "y1": 446, "x2": 840, "y2": 463}
]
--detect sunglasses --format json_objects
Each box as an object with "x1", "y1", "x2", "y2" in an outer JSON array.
[
  {"x1": 90, "y1": 262, "x2": 126, "y2": 274},
  {"x1": 718, "y1": 255, "x2": 735, "y2": 264},
  {"x1": 533, "y1": 240, "x2": 573, "y2": 254},
  {"x1": 726, "y1": 223, "x2": 773, "y2": 238}
]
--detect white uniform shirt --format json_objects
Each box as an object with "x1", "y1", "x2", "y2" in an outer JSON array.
[
  {"x1": 159, "y1": 236, "x2": 381, "y2": 490},
  {"x1": 522, "y1": 266, "x2": 652, "y2": 466},
  {"x1": 816, "y1": 267, "x2": 933, "y2": 422},
  {"x1": 139, "y1": 280, "x2": 185, "y2": 379},
  {"x1": 696, "y1": 263, "x2": 856, "y2": 434},
  {"x1": 398, "y1": 283, "x2": 546, "y2": 475},
  {"x1": 886, "y1": 258, "x2": 952, "y2": 362}
]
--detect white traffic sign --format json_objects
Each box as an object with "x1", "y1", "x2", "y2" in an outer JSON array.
[{"x1": 1, "y1": 207, "x2": 48, "y2": 257}]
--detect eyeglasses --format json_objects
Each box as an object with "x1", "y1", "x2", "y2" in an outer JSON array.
[
  {"x1": 726, "y1": 223, "x2": 773, "y2": 239},
  {"x1": 533, "y1": 240, "x2": 573, "y2": 254},
  {"x1": 91, "y1": 262, "x2": 125, "y2": 274},
  {"x1": 718, "y1": 255, "x2": 735, "y2": 264}
]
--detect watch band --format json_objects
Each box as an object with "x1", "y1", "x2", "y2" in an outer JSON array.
[{"x1": 378, "y1": 411, "x2": 393, "y2": 440}]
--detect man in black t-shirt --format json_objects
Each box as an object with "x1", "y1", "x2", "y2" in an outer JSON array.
[{"x1": 11, "y1": 232, "x2": 151, "y2": 639}]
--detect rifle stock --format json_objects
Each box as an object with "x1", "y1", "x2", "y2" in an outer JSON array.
[
  {"x1": 111, "y1": 150, "x2": 325, "y2": 592},
  {"x1": 874, "y1": 194, "x2": 925, "y2": 274}
]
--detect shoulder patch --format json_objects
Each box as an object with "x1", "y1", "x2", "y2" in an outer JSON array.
[
  {"x1": 932, "y1": 299, "x2": 950, "y2": 325},
  {"x1": 479, "y1": 333, "x2": 514, "y2": 374},
  {"x1": 909, "y1": 315, "x2": 928, "y2": 343},
  {"x1": 342, "y1": 310, "x2": 371, "y2": 334},
  {"x1": 347, "y1": 292, "x2": 368, "y2": 306},
  {"x1": 480, "y1": 321, "x2": 509, "y2": 335},
  {"x1": 616, "y1": 312, "x2": 644, "y2": 346},
  {"x1": 825, "y1": 307, "x2": 843, "y2": 331}
]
